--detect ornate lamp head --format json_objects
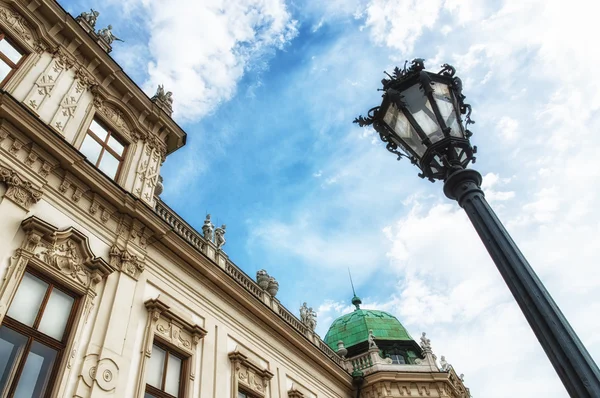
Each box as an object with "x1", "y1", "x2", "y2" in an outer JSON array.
[{"x1": 354, "y1": 59, "x2": 476, "y2": 181}]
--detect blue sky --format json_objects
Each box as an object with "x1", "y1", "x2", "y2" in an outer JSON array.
[{"x1": 61, "y1": 0, "x2": 600, "y2": 395}]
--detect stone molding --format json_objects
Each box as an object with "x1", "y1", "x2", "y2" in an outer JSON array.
[
  {"x1": 229, "y1": 349, "x2": 274, "y2": 398},
  {"x1": 135, "y1": 296, "x2": 207, "y2": 398},
  {"x1": 0, "y1": 2, "x2": 35, "y2": 47},
  {"x1": 288, "y1": 387, "x2": 304, "y2": 398},
  {"x1": 0, "y1": 216, "x2": 115, "y2": 397},
  {"x1": 0, "y1": 164, "x2": 43, "y2": 209},
  {"x1": 108, "y1": 244, "x2": 145, "y2": 280}
]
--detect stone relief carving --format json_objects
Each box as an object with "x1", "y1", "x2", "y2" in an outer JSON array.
[
  {"x1": 136, "y1": 298, "x2": 206, "y2": 397},
  {"x1": 108, "y1": 245, "x2": 145, "y2": 280},
  {"x1": 80, "y1": 354, "x2": 119, "y2": 392},
  {"x1": 229, "y1": 350, "x2": 273, "y2": 398},
  {"x1": 50, "y1": 78, "x2": 87, "y2": 134},
  {"x1": 0, "y1": 4, "x2": 34, "y2": 46},
  {"x1": 0, "y1": 165, "x2": 43, "y2": 210},
  {"x1": 24, "y1": 50, "x2": 72, "y2": 114},
  {"x1": 133, "y1": 144, "x2": 161, "y2": 204}
]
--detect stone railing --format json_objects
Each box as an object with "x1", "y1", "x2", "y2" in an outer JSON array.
[
  {"x1": 155, "y1": 200, "x2": 205, "y2": 252},
  {"x1": 225, "y1": 260, "x2": 264, "y2": 299},
  {"x1": 154, "y1": 199, "x2": 344, "y2": 368},
  {"x1": 350, "y1": 351, "x2": 374, "y2": 372}
]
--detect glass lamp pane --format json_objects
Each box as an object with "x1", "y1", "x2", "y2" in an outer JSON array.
[
  {"x1": 107, "y1": 135, "x2": 124, "y2": 156},
  {"x1": 80, "y1": 134, "x2": 103, "y2": 164},
  {"x1": 38, "y1": 288, "x2": 74, "y2": 341},
  {"x1": 7, "y1": 273, "x2": 48, "y2": 327},
  {"x1": 89, "y1": 120, "x2": 108, "y2": 141},
  {"x1": 164, "y1": 354, "x2": 182, "y2": 396},
  {"x1": 12, "y1": 341, "x2": 57, "y2": 398},
  {"x1": 146, "y1": 345, "x2": 166, "y2": 389},
  {"x1": 383, "y1": 103, "x2": 425, "y2": 157},
  {"x1": 98, "y1": 152, "x2": 120, "y2": 179},
  {"x1": 0, "y1": 39, "x2": 22, "y2": 64},
  {"x1": 0, "y1": 60, "x2": 12, "y2": 82},
  {"x1": 432, "y1": 82, "x2": 463, "y2": 138},
  {"x1": 402, "y1": 84, "x2": 444, "y2": 143},
  {"x1": 0, "y1": 326, "x2": 28, "y2": 392}
]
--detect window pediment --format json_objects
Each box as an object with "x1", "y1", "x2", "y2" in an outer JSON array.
[
  {"x1": 229, "y1": 349, "x2": 273, "y2": 398},
  {"x1": 21, "y1": 216, "x2": 115, "y2": 292}
]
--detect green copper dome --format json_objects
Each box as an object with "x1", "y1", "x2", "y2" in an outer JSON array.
[{"x1": 324, "y1": 300, "x2": 414, "y2": 351}]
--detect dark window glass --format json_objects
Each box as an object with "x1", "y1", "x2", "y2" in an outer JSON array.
[
  {"x1": 0, "y1": 271, "x2": 78, "y2": 397},
  {"x1": 145, "y1": 342, "x2": 186, "y2": 398},
  {"x1": 0, "y1": 33, "x2": 24, "y2": 86},
  {"x1": 79, "y1": 119, "x2": 127, "y2": 179}
]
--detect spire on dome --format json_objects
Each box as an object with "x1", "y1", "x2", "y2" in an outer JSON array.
[{"x1": 348, "y1": 268, "x2": 362, "y2": 310}]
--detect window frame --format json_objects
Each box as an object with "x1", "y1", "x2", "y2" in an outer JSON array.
[
  {"x1": 80, "y1": 118, "x2": 128, "y2": 180},
  {"x1": 0, "y1": 268, "x2": 80, "y2": 398},
  {"x1": 0, "y1": 32, "x2": 26, "y2": 88},
  {"x1": 145, "y1": 340, "x2": 188, "y2": 398}
]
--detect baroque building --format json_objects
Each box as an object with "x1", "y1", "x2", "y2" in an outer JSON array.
[{"x1": 0, "y1": 1, "x2": 470, "y2": 397}]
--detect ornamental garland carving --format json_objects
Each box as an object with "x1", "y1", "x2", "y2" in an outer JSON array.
[
  {"x1": 229, "y1": 350, "x2": 273, "y2": 398},
  {"x1": 0, "y1": 165, "x2": 43, "y2": 210},
  {"x1": 108, "y1": 245, "x2": 145, "y2": 280},
  {"x1": 0, "y1": 4, "x2": 34, "y2": 46}
]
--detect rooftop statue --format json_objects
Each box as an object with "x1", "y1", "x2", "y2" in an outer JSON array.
[
  {"x1": 202, "y1": 214, "x2": 214, "y2": 242},
  {"x1": 153, "y1": 84, "x2": 174, "y2": 105},
  {"x1": 215, "y1": 224, "x2": 226, "y2": 249},
  {"x1": 368, "y1": 329, "x2": 378, "y2": 349},
  {"x1": 97, "y1": 25, "x2": 123, "y2": 45},
  {"x1": 77, "y1": 9, "x2": 100, "y2": 28}
]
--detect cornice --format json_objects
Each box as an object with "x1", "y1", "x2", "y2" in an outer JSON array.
[
  {"x1": 7, "y1": 0, "x2": 186, "y2": 155},
  {"x1": 0, "y1": 91, "x2": 352, "y2": 386}
]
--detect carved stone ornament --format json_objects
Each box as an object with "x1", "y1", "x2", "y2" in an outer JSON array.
[
  {"x1": 0, "y1": 217, "x2": 114, "y2": 330},
  {"x1": 151, "y1": 84, "x2": 174, "y2": 116},
  {"x1": 229, "y1": 349, "x2": 273, "y2": 398},
  {"x1": 288, "y1": 388, "x2": 304, "y2": 398},
  {"x1": 135, "y1": 297, "x2": 206, "y2": 398},
  {"x1": 80, "y1": 354, "x2": 119, "y2": 392},
  {"x1": 108, "y1": 245, "x2": 145, "y2": 280},
  {"x1": 0, "y1": 165, "x2": 43, "y2": 210},
  {"x1": 0, "y1": 4, "x2": 34, "y2": 46}
]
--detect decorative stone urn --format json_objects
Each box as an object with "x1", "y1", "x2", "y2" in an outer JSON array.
[
  {"x1": 337, "y1": 340, "x2": 348, "y2": 358},
  {"x1": 256, "y1": 269, "x2": 270, "y2": 290},
  {"x1": 267, "y1": 277, "x2": 279, "y2": 297},
  {"x1": 154, "y1": 175, "x2": 164, "y2": 196}
]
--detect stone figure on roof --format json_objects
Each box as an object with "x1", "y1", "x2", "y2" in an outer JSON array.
[
  {"x1": 153, "y1": 84, "x2": 174, "y2": 105},
  {"x1": 368, "y1": 329, "x2": 378, "y2": 349},
  {"x1": 420, "y1": 332, "x2": 431, "y2": 351},
  {"x1": 215, "y1": 224, "x2": 226, "y2": 249},
  {"x1": 78, "y1": 9, "x2": 100, "y2": 28},
  {"x1": 440, "y1": 355, "x2": 450, "y2": 371},
  {"x1": 202, "y1": 214, "x2": 214, "y2": 242},
  {"x1": 97, "y1": 25, "x2": 123, "y2": 45},
  {"x1": 300, "y1": 302, "x2": 308, "y2": 324}
]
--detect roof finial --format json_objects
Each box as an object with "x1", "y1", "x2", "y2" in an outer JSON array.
[{"x1": 348, "y1": 268, "x2": 362, "y2": 310}]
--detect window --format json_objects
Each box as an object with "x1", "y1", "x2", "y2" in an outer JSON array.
[
  {"x1": 0, "y1": 271, "x2": 78, "y2": 397},
  {"x1": 0, "y1": 33, "x2": 24, "y2": 86},
  {"x1": 79, "y1": 119, "x2": 126, "y2": 179},
  {"x1": 390, "y1": 353, "x2": 406, "y2": 364},
  {"x1": 145, "y1": 342, "x2": 186, "y2": 398},
  {"x1": 238, "y1": 391, "x2": 257, "y2": 398}
]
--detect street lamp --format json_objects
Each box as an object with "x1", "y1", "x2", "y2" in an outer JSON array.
[{"x1": 354, "y1": 59, "x2": 600, "y2": 397}]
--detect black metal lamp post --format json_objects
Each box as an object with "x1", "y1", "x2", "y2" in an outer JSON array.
[{"x1": 354, "y1": 59, "x2": 600, "y2": 397}]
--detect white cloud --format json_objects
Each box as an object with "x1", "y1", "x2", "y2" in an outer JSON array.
[{"x1": 117, "y1": 0, "x2": 298, "y2": 120}]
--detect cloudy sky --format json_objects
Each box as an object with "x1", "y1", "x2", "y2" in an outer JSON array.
[{"x1": 61, "y1": 0, "x2": 599, "y2": 395}]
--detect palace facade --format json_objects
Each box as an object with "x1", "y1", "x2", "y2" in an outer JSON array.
[{"x1": 0, "y1": 1, "x2": 470, "y2": 397}]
